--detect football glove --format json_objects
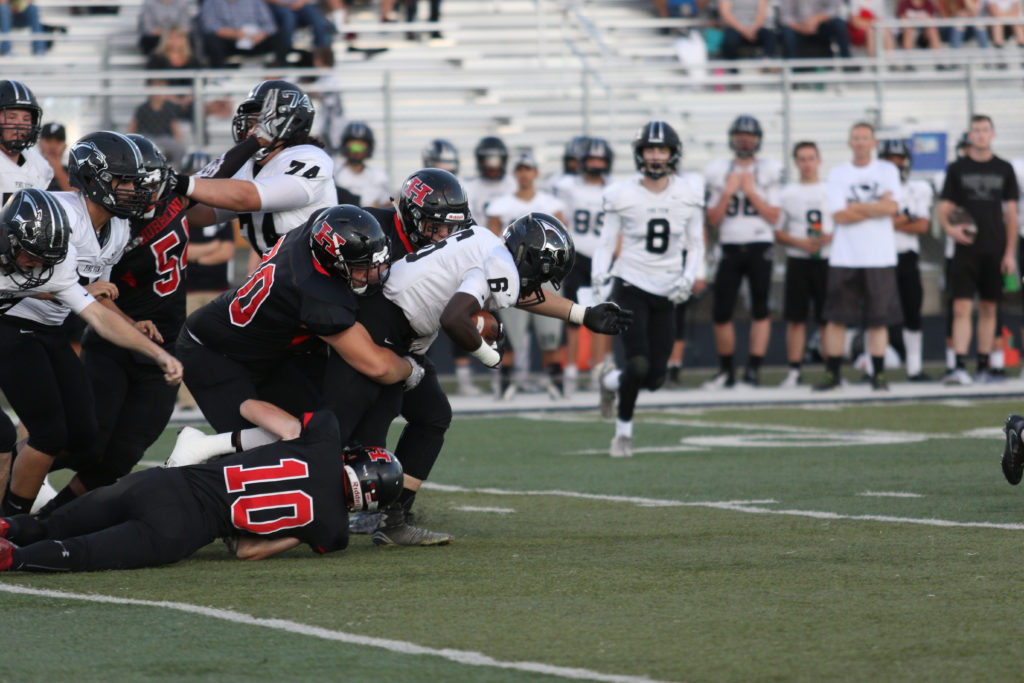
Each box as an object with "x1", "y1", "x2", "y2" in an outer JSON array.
[
  {"x1": 403, "y1": 355, "x2": 426, "y2": 391},
  {"x1": 583, "y1": 302, "x2": 633, "y2": 335},
  {"x1": 667, "y1": 276, "x2": 695, "y2": 305}
]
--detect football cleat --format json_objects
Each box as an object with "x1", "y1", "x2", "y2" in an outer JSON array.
[
  {"x1": 741, "y1": 368, "x2": 760, "y2": 387},
  {"x1": 1002, "y1": 415, "x2": 1024, "y2": 485},
  {"x1": 165, "y1": 426, "x2": 214, "y2": 468},
  {"x1": 0, "y1": 537, "x2": 13, "y2": 571},
  {"x1": 779, "y1": 369, "x2": 801, "y2": 388},
  {"x1": 609, "y1": 434, "x2": 633, "y2": 458},
  {"x1": 702, "y1": 371, "x2": 735, "y2": 390},
  {"x1": 813, "y1": 373, "x2": 842, "y2": 392},
  {"x1": 943, "y1": 368, "x2": 974, "y2": 386},
  {"x1": 596, "y1": 361, "x2": 617, "y2": 419},
  {"x1": 371, "y1": 506, "x2": 452, "y2": 546},
  {"x1": 871, "y1": 374, "x2": 889, "y2": 391}
]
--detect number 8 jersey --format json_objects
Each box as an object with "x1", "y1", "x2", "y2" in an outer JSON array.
[
  {"x1": 593, "y1": 174, "x2": 705, "y2": 297},
  {"x1": 704, "y1": 157, "x2": 784, "y2": 244}
]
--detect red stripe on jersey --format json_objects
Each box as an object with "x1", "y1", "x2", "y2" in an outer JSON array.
[
  {"x1": 311, "y1": 255, "x2": 330, "y2": 276},
  {"x1": 290, "y1": 333, "x2": 312, "y2": 347},
  {"x1": 393, "y1": 213, "x2": 414, "y2": 254},
  {"x1": 302, "y1": 412, "x2": 314, "y2": 428}
]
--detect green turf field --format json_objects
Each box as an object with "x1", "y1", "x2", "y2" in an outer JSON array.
[{"x1": 4, "y1": 398, "x2": 1024, "y2": 682}]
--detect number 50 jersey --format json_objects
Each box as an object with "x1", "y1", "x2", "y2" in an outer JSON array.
[
  {"x1": 593, "y1": 174, "x2": 705, "y2": 298},
  {"x1": 384, "y1": 225, "x2": 520, "y2": 353}
]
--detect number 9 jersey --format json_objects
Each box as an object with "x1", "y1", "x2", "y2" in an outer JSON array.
[
  {"x1": 593, "y1": 174, "x2": 705, "y2": 298},
  {"x1": 704, "y1": 157, "x2": 784, "y2": 244}
]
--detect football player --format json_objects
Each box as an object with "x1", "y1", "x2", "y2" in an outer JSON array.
[
  {"x1": 0, "y1": 186, "x2": 183, "y2": 516},
  {"x1": 0, "y1": 80, "x2": 55, "y2": 199},
  {"x1": 178, "y1": 81, "x2": 337, "y2": 274},
  {"x1": 422, "y1": 138, "x2": 460, "y2": 175},
  {"x1": 592, "y1": 121, "x2": 704, "y2": 458},
  {"x1": 703, "y1": 115, "x2": 783, "y2": 388},
  {"x1": 774, "y1": 141, "x2": 832, "y2": 388},
  {"x1": 0, "y1": 404, "x2": 402, "y2": 572},
  {"x1": 878, "y1": 138, "x2": 933, "y2": 382},
  {"x1": 462, "y1": 135, "x2": 516, "y2": 227},
  {"x1": 559, "y1": 137, "x2": 614, "y2": 393},
  {"x1": 334, "y1": 121, "x2": 391, "y2": 208},
  {"x1": 486, "y1": 151, "x2": 567, "y2": 398},
  {"x1": 546, "y1": 134, "x2": 590, "y2": 197}
]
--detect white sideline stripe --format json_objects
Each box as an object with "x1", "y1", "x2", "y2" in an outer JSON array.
[
  {"x1": 422, "y1": 483, "x2": 1024, "y2": 530},
  {"x1": 858, "y1": 491, "x2": 924, "y2": 498},
  {"x1": 568, "y1": 446, "x2": 705, "y2": 455},
  {"x1": 0, "y1": 585, "x2": 675, "y2": 683},
  {"x1": 453, "y1": 505, "x2": 516, "y2": 514}
]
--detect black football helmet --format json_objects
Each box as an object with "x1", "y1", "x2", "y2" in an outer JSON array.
[
  {"x1": 878, "y1": 138, "x2": 912, "y2": 180},
  {"x1": 342, "y1": 445, "x2": 403, "y2": 512},
  {"x1": 502, "y1": 212, "x2": 575, "y2": 307},
  {"x1": 582, "y1": 136, "x2": 614, "y2": 177},
  {"x1": 68, "y1": 131, "x2": 152, "y2": 219},
  {"x1": 397, "y1": 168, "x2": 473, "y2": 248},
  {"x1": 562, "y1": 135, "x2": 590, "y2": 174},
  {"x1": 180, "y1": 149, "x2": 213, "y2": 175},
  {"x1": 474, "y1": 135, "x2": 508, "y2": 179},
  {"x1": 422, "y1": 138, "x2": 459, "y2": 174},
  {"x1": 633, "y1": 121, "x2": 682, "y2": 179},
  {"x1": 231, "y1": 80, "x2": 315, "y2": 152},
  {"x1": 728, "y1": 115, "x2": 763, "y2": 158},
  {"x1": 125, "y1": 134, "x2": 169, "y2": 212},
  {"x1": 340, "y1": 121, "x2": 375, "y2": 161},
  {"x1": 0, "y1": 80, "x2": 42, "y2": 154},
  {"x1": 309, "y1": 205, "x2": 390, "y2": 295},
  {"x1": 0, "y1": 188, "x2": 71, "y2": 289}
]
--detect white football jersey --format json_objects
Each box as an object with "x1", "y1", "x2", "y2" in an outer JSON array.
[
  {"x1": 776, "y1": 181, "x2": 833, "y2": 260},
  {"x1": 704, "y1": 156, "x2": 784, "y2": 244},
  {"x1": 545, "y1": 172, "x2": 576, "y2": 198},
  {"x1": 559, "y1": 176, "x2": 609, "y2": 258},
  {"x1": 461, "y1": 175, "x2": 517, "y2": 229},
  {"x1": 384, "y1": 225, "x2": 521, "y2": 353},
  {"x1": 0, "y1": 243, "x2": 93, "y2": 317},
  {"x1": 0, "y1": 147, "x2": 54, "y2": 202},
  {"x1": 485, "y1": 191, "x2": 565, "y2": 233},
  {"x1": 593, "y1": 174, "x2": 705, "y2": 297},
  {"x1": 218, "y1": 144, "x2": 336, "y2": 254},
  {"x1": 6, "y1": 191, "x2": 130, "y2": 325},
  {"x1": 894, "y1": 178, "x2": 934, "y2": 254},
  {"x1": 334, "y1": 161, "x2": 391, "y2": 207}
]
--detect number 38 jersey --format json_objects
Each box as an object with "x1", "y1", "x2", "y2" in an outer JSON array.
[
  {"x1": 215, "y1": 144, "x2": 337, "y2": 254},
  {"x1": 185, "y1": 216, "x2": 358, "y2": 362},
  {"x1": 704, "y1": 157, "x2": 784, "y2": 244},
  {"x1": 181, "y1": 411, "x2": 351, "y2": 553},
  {"x1": 384, "y1": 225, "x2": 520, "y2": 353},
  {"x1": 593, "y1": 174, "x2": 705, "y2": 298}
]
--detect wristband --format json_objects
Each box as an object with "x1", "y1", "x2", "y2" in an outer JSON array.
[
  {"x1": 470, "y1": 339, "x2": 501, "y2": 367},
  {"x1": 568, "y1": 303, "x2": 586, "y2": 326}
]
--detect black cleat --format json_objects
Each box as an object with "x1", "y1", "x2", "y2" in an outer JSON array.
[
  {"x1": 813, "y1": 372, "x2": 841, "y2": 392},
  {"x1": 871, "y1": 374, "x2": 889, "y2": 391},
  {"x1": 1002, "y1": 415, "x2": 1024, "y2": 485}
]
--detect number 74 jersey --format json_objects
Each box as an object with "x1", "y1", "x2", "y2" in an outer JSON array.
[{"x1": 594, "y1": 174, "x2": 705, "y2": 297}]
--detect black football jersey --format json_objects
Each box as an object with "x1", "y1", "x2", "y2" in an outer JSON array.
[
  {"x1": 365, "y1": 207, "x2": 415, "y2": 262},
  {"x1": 185, "y1": 220, "x2": 358, "y2": 362},
  {"x1": 108, "y1": 194, "x2": 190, "y2": 345},
  {"x1": 181, "y1": 410, "x2": 350, "y2": 553}
]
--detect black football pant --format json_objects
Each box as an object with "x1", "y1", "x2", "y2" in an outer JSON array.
[
  {"x1": 612, "y1": 279, "x2": 675, "y2": 422},
  {"x1": 888, "y1": 250, "x2": 923, "y2": 359},
  {"x1": 321, "y1": 350, "x2": 405, "y2": 449},
  {"x1": 395, "y1": 356, "x2": 451, "y2": 481},
  {"x1": 4, "y1": 468, "x2": 217, "y2": 572}
]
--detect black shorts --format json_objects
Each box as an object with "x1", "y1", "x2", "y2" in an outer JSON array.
[
  {"x1": 562, "y1": 253, "x2": 593, "y2": 305},
  {"x1": 949, "y1": 248, "x2": 1003, "y2": 302},
  {"x1": 822, "y1": 266, "x2": 903, "y2": 327},
  {"x1": 712, "y1": 242, "x2": 773, "y2": 324},
  {"x1": 783, "y1": 257, "x2": 828, "y2": 324},
  {"x1": 894, "y1": 251, "x2": 923, "y2": 331}
]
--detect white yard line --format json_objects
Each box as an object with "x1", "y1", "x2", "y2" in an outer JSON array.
[
  {"x1": 858, "y1": 491, "x2": 924, "y2": 498},
  {"x1": 452, "y1": 505, "x2": 516, "y2": 514},
  {"x1": 0, "y1": 584, "x2": 676, "y2": 683}
]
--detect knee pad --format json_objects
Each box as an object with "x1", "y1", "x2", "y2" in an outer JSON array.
[{"x1": 626, "y1": 355, "x2": 650, "y2": 381}]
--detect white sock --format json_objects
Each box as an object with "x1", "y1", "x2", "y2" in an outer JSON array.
[
  {"x1": 238, "y1": 427, "x2": 279, "y2": 451},
  {"x1": 992, "y1": 348, "x2": 1005, "y2": 369},
  {"x1": 193, "y1": 431, "x2": 236, "y2": 459},
  {"x1": 615, "y1": 419, "x2": 633, "y2": 438},
  {"x1": 903, "y1": 329, "x2": 923, "y2": 377},
  {"x1": 456, "y1": 364, "x2": 474, "y2": 389},
  {"x1": 603, "y1": 368, "x2": 622, "y2": 392}
]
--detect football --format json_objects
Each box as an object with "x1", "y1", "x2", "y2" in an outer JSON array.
[{"x1": 473, "y1": 310, "x2": 502, "y2": 344}]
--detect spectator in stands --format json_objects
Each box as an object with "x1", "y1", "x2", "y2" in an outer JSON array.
[
  {"x1": 38, "y1": 122, "x2": 71, "y2": 192},
  {"x1": 940, "y1": 0, "x2": 990, "y2": 47},
  {"x1": 848, "y1": 0, "x2": 895, "y2": 56},
  {"x1": 779, "y1": 0, "x2": 853, "y2": 59},
  {"x1": 199, "y1": 0, "x2": 284, "y2": 68},
  {"x1": 985, "y1": 0, "x2": 1024, "y2": 46},
  {"x1": 655, "y1": 0, "x2": 708, "y2": 22},
  {"x1": 897, "y1": 0, "x2": 943, "y2": 50},
  {"x1": 817, "y1": 121, "x2": 902, "y2": 392},
  {"x1": 399, "y1": 0, "x2": 443, "y2": 40},
  {"x1": 939, "y1": 114, "x2": 1018, "y2": 384},
  {"x1": 137, "y1": 0, "x2": 195, "y2": 55},
  {"x1": 265, "y1": 0, "x2": 334, "y2": 58},
  {"x1": 718, "y1": 0, "x2": 778, "y2": 59},
  {"x1": 146, "y1": 27, "x2": 202, "y2": 121},
  {"x1": 128, "y1": 79, "x2": 184, "y2": 165},
  {"x1": 0, "y1": 0, "x2": 47, "y2": 56}
]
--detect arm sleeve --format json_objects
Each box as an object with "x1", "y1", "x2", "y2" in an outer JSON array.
[
  {"x1": 252, "y1": 174, "x2": 325, "y2": 213},
  {"x1": 197, "y1": 137, "x2": 261, "y2": 180}
]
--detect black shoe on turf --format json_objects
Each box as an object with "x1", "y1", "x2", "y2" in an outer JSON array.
[
  {"x1": 813, "y1": 372, "x2": 841, "y2": 392},
  {"x1": 871, "y1": 374, "x2": 889, "y2": 391},
  {"x1": 1002, "y1": 414, "x2": 1024, "y2": 485}
]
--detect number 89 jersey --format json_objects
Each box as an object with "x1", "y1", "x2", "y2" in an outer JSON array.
[
  {"x1": 559, "y1": 176, "x2": 607, "y2": 258},
  {"x1": 596, "y1": 174, "x2": 705, "y2": 298},
  {"x1": 704, "y1": 157, "x2": 784, "y2": 244}
]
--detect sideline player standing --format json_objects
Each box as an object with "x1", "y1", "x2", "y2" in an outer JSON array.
[
  {"x1": 334, "y1": 121, "x2": 391, "y2": 208},
  {"x1": 592, "y1": 121, "x2": 704, "y2": 457},
  {"x1": 0, "y1": 80, "x2": 55, "y2": 198},
  {"x1": 703, "y1": 115, "x2": 783, "y2": 388},
  {"x1": 462, "y1": 135, "x2": 516, "y2": 228}
]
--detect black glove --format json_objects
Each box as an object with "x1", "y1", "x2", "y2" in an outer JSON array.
[
  {"x1": 166, "y1": 170, "x2": 192, "y2": 197},
  {"x1": 583, "y1": 302, "x2": 633, "y2": 334}
]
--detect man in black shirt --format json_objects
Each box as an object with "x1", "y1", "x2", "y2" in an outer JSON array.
[
  {"x1": 940, "y1": 114, "x2": 1019, "y2": 384},
  {"x1": 0, "y1": 406, "x2": 403, "y2": 572}
]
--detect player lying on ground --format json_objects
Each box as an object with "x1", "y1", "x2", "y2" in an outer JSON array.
[{"x1": 0, "y1": 401, "x2": 402, "y2": 572}]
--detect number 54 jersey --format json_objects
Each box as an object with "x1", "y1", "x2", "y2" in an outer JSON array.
[
  {"x1": 595, "y1": 174, "x2": 705, "y2": 297},
  {"x1": 383, "y1": 225, "x2": 520, "y2": 353}
]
